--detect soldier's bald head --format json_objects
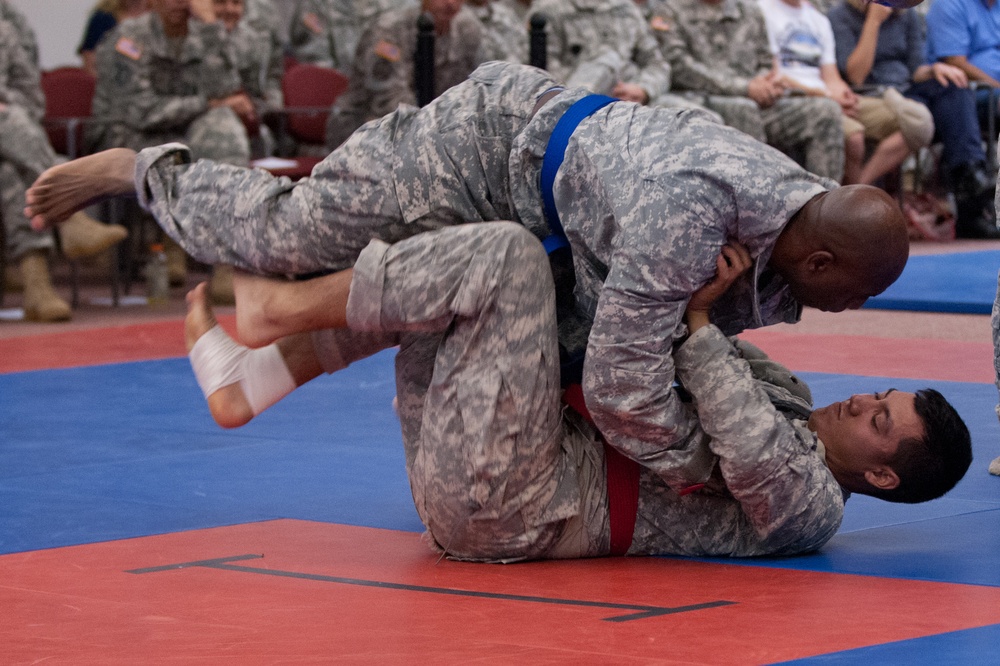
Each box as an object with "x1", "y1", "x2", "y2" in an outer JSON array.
[{"x1": 771, "y1": 185, "x2": 909, "y2": 312}]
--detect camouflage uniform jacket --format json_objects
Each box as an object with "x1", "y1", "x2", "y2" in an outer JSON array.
[
  {"x1": 394, "y1": 62, "x2": 831, "y2": 492},
  {"x1": 472, "y1": 1, "x2": 529, "y2": 64},
  {"x1": 289, "y1": 0, "x2": 408, "y2": 71},
  {"x1": 629, "y1": 326, "x2": 846, "y2": 557},
  {"x1": 88, "y1": 13, "x2": 242, "y2": 150},
  {"x1": 0, "y1": 19, "x2": 44, "y2": 122},
  {"x1": 651, "y1": 0, "x2": 775, "y2": 97},
  {"x1": 327, "y1": 4, "x2": 486, "y2": 147},
  {"x1": 528, "y1": 0, "x2": 671, "y2": 99}
]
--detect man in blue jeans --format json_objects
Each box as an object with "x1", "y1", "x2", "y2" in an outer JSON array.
[{"x1": 830, "y1": 0, "x2": 1000, "y2": 238}]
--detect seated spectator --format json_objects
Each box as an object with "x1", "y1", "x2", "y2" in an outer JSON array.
[
  {"x1": 1, "y1": 18, "x2": 127, "y2": 322},
  {"x1": 88, "y1": 0, "x2": 250, "y2": 301},
  {"x1": 528, "y1": 0, "x2": 671, "y2": 107},
  {"x1": 289, "y1": 0, "x2": 408, "y2": 71},
  {"x1": 500, "y1": 0, "x2": 532, "y2": 19},
  {"x1": 0, "y1": 0, "x2": 39, "y2": 66},
  {"x1": 651, "y1": 0, "x2": 845, "y2": 182},
  {"x1": 78, "y1": 0, "x2": 149, "y2": 76},
  {"x1": 468, "y1": 0, "x2": 528, "y2": 64},
  {"x1": 214, "y1": 0, "x2": 284, "y2": 157},
  {"x1": 325, "y1": 0, "x2": 486, "y2": 150},
  {"x1": 830, "y1": 0, "x2": 999, "y2": 238},
  {"x1": 759, "y1": 0, "x2": 928, "y2": 185}
]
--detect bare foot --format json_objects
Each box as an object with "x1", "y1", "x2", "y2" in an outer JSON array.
[
  {"x1": 25, "y1": 148, "x2": 138, "y2": 230},
  {"x1": 185, "y1": 282, "x2": 218, "y2": 351},
  {"x1": 232, "y1": 269, "x2": 293, "y2": 349},
  {"x1": 185, "y1": 282, "x2": 254, "y2": 429}
]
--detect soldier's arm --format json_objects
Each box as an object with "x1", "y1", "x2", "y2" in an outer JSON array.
[
  {"x1": 624, "y1": 7, "x2": 671, "y2": 101},
  {"x1": 0, "y1": 23, "x2": 45, "y2": 122},
  {"x1": 288, "y1": 0, "x2": 337, "y2": 67},
  {"x1": 362, "y1": 24, "x2": 417, "y2": 117},
  {"x1": 582, "y1": 187, "x2": 723, "y2": 493},
  {"x1": 655, "y1": 6, "x2": 753, "y2": 96},
  {"x1": 675, "y1": 324, "x2": 844, "y2": 554}
]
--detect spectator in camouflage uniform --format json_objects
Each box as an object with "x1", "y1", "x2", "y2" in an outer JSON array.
[
  {"x1": 170, "y1": 230, "x2": 970, "y2": 561},
  {"x1": 88, "y1": 0, "x2": 252, "y2": 164},
  {"x1": 527, "y1": 0, "x2": 671, "y2": 106},
  {"x1": 0, "y1": 18, "x2": 127, "y2": 322},
  {"x1": 500, "y1": 0, "x2": 532, "y2": 19},
  {"x1": 28, "y1": 62, "x2": 914, "y2": 497},
  {"x1": 288, "y1": 0, "x2": 408, "y2": 71},
  {"x1": 0, "y1": 0, "x2": 39, "y2": 66},
  {"x1": 88, "y1": 0, "x2": 250, "y2": 300},
  {"x1": 324, "y1": 0, "x2": 486, "y2": 150},
  {"x1": 649, "y1": 0, "x2": 846, "y2": 182},
  {"x1": 215, "y1": 0, "x2": 284, "y2": 157},
  {"x1": 467, "y1": 0, "x2": 528, "y2": 64}
]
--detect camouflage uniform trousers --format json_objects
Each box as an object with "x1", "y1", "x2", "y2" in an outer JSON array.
[
  {"x1": 703, "y1": 95, "x2": 845, "y2": 182},
  {"x1": 347, "y1": 222, "x2": 608, "y2": 561},
  {"x1": 0, "y1": 104, "x2": 59, "y2": 260}
]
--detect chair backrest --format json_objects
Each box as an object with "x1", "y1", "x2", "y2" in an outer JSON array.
[
  {"x1": 281, "y1": 64, "x2": 350, "y2": 144},
  {"x1": 40, "y1": 66, "x2": 97, "y2": 157}
]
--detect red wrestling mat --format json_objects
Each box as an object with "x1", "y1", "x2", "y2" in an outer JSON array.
[
  {"x1": 6, "y1": 520, "x2": 1000, "y2": 664},
  {"x1": 0, "y1": 315, "x2": 234, "y2": 374},
  {"x1": 741, "y1": 329, "x2": 995, "y2": 384}
]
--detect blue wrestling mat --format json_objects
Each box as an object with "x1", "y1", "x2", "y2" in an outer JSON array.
[
  {"x1": 4, "y1": 351, "x2": 1000, "y2": 665},
  {"x1": 864, "y1": 250, "x2": 1000, "y2": 314},
  {"x1": 2, "y1": 353, "x2": 999, "y2": 586}
]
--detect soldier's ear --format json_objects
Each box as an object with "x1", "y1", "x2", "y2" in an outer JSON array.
[
  {"x1": 804, "y1": 250, "x2": 833, "y2": 274},
  {"x1": 864, "y1": 465, "x2": 900, "y2": 491}
]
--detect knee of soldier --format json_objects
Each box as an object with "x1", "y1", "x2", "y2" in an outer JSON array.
[
  {"x1": 811, "y1": 97, "x2": 844, "y2": 126},
  {"x1": 489, "y1": 221, "x2": 553, "y2": 286}
]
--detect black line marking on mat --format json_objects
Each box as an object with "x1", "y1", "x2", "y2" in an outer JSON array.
[{"x1": 127, "y1": 554, "x2": 736, "y2": 622}]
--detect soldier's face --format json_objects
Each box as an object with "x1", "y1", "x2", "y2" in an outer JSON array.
[
  {"x1": 213, "y1": 0, "x2": 244, "y2": 31},
  {"x1": 422, "y1": 0, "x2": 463, "y2": 32},
  {"x1": 808, "y1": 389, "x2": 923, "y2": 488},
  {"x1": 152, "y1": 0, "x2": 190, "y2": 30},
  {"x1": 786, "y1": 262, "x2": 879, "y2": 313}
]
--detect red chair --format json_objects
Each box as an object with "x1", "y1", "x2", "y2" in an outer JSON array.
[
  {"x1": 265, "y1": 64, "x2": 349, "y2": 180},
  {"x1": 39, "y1": 67, "x2": 130, "y2": 308},
  {"x1": 40, "y1": 66, "x2": 96, "y2": 158}
]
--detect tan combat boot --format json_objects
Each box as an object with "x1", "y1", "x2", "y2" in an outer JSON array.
[
  {"x1": 4, "y1": 265, "x2": 22, "y2": 293},
  {"x1": 20, "y1": 250, "x2": 71, "y2": 322},
  {"x1": 59, "y1": 211, "x2": 128, "y2": 260},
  {"x1": 163, "y1": 235, "x2": 188, "y2": 286},
  {"x1": 208, "y1": 264, "x2": 235, "y2": 306}
]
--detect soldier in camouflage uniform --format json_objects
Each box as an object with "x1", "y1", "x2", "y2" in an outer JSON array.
[
  {"x1": 650, "y1": 0, "x2": 845, "y2": 182},
  {"x1": 88, "y1": 0, "x2": 250, "y2": 299},
  {"x1": 88, "y1": 0, "x2": 251, "y2": 165},
  {"x1": 169, "y1": 229, "x2": 970, "y2": 560},
  {"x1": 325, "y1": 0, "x2": 486, "y2": 150},
  {"x1": 0, "y1": 18, "x2": 127, "y2": 322},
  {"x1": 28, "y1": 61, "x2": 915, "y2": 496},
  {"x1": 215, "y1": 0, "x2": 284, "y2": 156},
  {"x1": 288, "y1": 0, "x2": 409, "y2": 71},
  {"x1": 527, "y1": 0, "x2": 670, "y2": 105},
  {"x1": 0, "y1": 0, "x2": 39, "y2": 66},
  {"x1": 468, "y1": 0, "x2": 529, "y2": 64}
]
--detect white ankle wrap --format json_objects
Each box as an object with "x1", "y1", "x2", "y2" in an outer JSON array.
[{"x1": 188, "y1": 325, "x2": 296, "y2": 416}]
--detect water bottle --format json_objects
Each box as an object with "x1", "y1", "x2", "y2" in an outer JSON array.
[{"x1": 145, "y1": 243, "x2": 170, "y2": 307}]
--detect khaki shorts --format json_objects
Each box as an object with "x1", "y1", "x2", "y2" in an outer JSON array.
[{"x1": 841, "y1": 96, "x2": 898, "y2": 141}]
